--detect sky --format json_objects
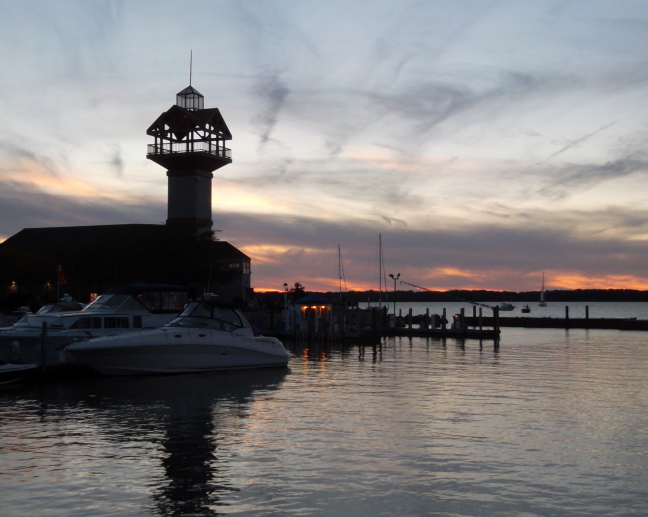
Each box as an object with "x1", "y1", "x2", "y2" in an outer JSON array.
[{"x1": 2, "y1": 0, "x2": 648, "y2": 293}]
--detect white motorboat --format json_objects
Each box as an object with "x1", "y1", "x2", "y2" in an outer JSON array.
[
  {"x1": 0, "y1": 283, "x2": 190, "y2": 370},
  {"x1": 67, "y1": 299, "x2": 290, "y2": 376},
  {"x1": 499, "y1": 302, "x2": 515, "y2": 311}
]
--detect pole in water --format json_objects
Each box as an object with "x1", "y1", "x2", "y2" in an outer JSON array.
[{"x1": 40, "y1": 322, "x2": 48, "y2": 374}]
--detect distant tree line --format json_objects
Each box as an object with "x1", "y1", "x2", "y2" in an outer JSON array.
[{"x1": 255, "y1": 288, "x2": 648, "y2": 304}]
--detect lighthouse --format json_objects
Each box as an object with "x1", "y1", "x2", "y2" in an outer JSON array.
[{"x1": 146, "y1": 85, "x2": 232, "y2": 229}]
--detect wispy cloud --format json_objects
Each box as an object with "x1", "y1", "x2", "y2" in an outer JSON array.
[
  {"x1": 251, "y1": 73, "x2": 290, "y2": 146},
  {"x1": 109, "y1": 144, "x2": 124, "y2": 177},
  {"x1": 533, "y1": 122, "x2": 616, "y2": 166},
  {"x1": 539, "y1": 157, "x2": 648, "y2": 199}
]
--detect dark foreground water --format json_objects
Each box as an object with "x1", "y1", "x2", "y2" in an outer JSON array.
[{"x1": 1, "y1": 326, "x2": 647, "y2": 516}]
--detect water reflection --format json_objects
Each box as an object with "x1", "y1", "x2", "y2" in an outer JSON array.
[{"x1": 3, "y1": 369, "x2": 287, "y2": 516}]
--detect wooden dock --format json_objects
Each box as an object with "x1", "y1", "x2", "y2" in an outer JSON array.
[{"x1": 467, "y1": 316, "x2": 648, "y2": 331}]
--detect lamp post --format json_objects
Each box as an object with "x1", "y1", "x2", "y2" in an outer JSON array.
[
  {"x1": 389, "y1": 273, "x2": 400, "y2": 315},
  {"x1": 283, "y1": 283, "x2": 288, "y2": 312}
]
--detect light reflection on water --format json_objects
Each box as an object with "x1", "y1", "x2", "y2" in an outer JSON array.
[{"x1": 1, "y1": 328, "x2": 648, "y2": 516}]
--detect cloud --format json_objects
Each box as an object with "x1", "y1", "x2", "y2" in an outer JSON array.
[
  {"x1": 367, "y1": 71, "x2": 548, "y2": 135},
  {"x1": 109, "y1": 144, "x2": 124, "y2": 177},
  {"x1": 251, "y1": 73, "x2": 290, "y2": 146},
  {"x1": 539, "y1": 157, "x2": 648, "y2": 200},
  {"x1": 0, "y1": 140, "x2": 60, "y2": 177},
  {"x1": 533, "y1": 122, "x2": 616, "y2": 166},
  {"x1": 213, "y1": 207, "x2": 648, "y2": 289},
  {"x1": 0, "y1": 179, "x2": 165, "y2": 241}
]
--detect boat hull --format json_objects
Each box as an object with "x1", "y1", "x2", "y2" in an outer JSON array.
[
  {"x1": 67, "y1": 329, "x2": 290, "y2": 376},
  {"x1": 0, "y1": 363, "x2": 39, "y2": 385}
]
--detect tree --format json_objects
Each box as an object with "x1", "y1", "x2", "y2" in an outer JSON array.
[{"x1": 290, "y1": 282, "x2": 306, "y2": 301}]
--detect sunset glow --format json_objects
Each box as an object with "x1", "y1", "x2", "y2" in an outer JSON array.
[{"x1": 2, "y1": 2, "x2": 648, "y2": 294}]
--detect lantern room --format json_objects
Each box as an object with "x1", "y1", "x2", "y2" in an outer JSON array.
[{"x1": 176, "y1": 85, "x2": 204, "y2": 111}]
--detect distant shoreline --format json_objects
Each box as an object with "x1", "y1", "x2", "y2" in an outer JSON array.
[{"x1": 258, "y1": 289, "x2": 648, "y2": 303}]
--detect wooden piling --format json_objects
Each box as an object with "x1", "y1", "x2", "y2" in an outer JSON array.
[{"x1": 40, "y1": 322, "x2": 48, "y2": 374}]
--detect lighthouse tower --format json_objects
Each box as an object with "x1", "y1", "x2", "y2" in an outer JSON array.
[{"x1": 146, "y1": 85, "x2": 232, "y2": 228}]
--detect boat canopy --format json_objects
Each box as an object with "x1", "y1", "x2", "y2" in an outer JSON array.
[{"x1": 166, "y1": 301, "x2": 245, "y2": 332}]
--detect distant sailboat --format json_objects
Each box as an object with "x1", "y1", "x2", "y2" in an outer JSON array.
[{"x1": 539, "y1": 272, "x2": 547, "y2": 307}]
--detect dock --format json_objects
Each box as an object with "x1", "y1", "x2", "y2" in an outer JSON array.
[
  {"x1": 246, "y1": 306, "x2": 501, "y2": 342},
  {"x1": 468, "y1": 316, "x2": 648, "y2": 331}
]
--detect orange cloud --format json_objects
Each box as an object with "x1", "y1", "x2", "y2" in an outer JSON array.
[
  {"x1": 2, "y1": 162, "x2": 128, "y2": 201},
  {"x1": 213, "y1": 184, "x2": 295, "y2": 213},
  {"x1": 549, "y1": 273, "x2": 648, "y2": 290}
]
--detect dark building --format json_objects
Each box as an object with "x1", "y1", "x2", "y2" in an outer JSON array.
[{"x1": 0, "y1": 85, "x2": 251, "y2": 309}]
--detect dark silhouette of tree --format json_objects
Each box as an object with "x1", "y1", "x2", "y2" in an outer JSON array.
[{"x1": 290, "y1": 282, "x2": 306, "y2": 301}]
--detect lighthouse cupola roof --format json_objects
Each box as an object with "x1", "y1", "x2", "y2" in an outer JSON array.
[{"x1": 176, "y1": 85, "x2": 204, "y2": 111}]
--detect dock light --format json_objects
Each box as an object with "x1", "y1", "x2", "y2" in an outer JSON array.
[
  {"x1": 389, "y1": 273, "x2": 400, "y2": 314},
  {"x1": 10, "y1": 281, "x2": 17, "y2": 290}
]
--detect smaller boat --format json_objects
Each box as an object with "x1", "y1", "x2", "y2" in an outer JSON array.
[
  {"x1": 67, "y1": 299, "x2": 290, "y2": 376},
  {"x1": 499, "y1": 302, "x2": 515, "y2": 311},
  {"x1": 0, "y1": 363, "x2": 39, "y2": 386},
  {"x1": 521, "y1": 305, "x2": 531, "y2": 313}
]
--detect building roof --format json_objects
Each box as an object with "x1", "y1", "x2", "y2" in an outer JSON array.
[
  {"x1": 295, "y1": 293, "x2": 333, "y2": 305},
  {"x1": 146, "y1": 104, "x2": 232, "y2": 141},
  {"x1": 0, "y1": 224, "x2": 249, "y2": 290},
  {"x1": 1, "y1": 224, "x2": 248, "y2": 260}
]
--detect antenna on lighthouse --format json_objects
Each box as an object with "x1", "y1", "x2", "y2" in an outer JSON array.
[{"x1": 189, "y1": 50, "x2": 193, "y2": 86}]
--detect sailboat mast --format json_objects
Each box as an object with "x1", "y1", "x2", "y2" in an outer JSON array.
[
  {"x1": 338, "y1": 244, "x2": 342, "y2": 300},
  {"x1": 378, "y1": 234, "x2": 382, "y2": 304},
  {"x1": 338, "y1": 244, "x2": 348, "y2": 304}
]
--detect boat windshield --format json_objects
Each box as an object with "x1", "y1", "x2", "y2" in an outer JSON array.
[
  {"x1": 83, "y1": 295, "x2": 147, "y2": 312},
  {"x1": 36, "y1": 302, "x2": 85, "y2": 314},
  {"x1": 166, "y1": 302, "x2": 243, "y2": 332}
]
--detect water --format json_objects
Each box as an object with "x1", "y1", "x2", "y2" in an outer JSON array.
[
  {"x1": 2, "y1": 316, "x2": 648, "y2": 515},
  {"x1": 363, "y1": 300, "x2": 648, "y2": 320}
]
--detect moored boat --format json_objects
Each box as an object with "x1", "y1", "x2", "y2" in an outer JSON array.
[
  {"x1": 499, "y1": 302, "x2": 515, "y2": 311},
  {"x1": 0, "y1": 283, "x2": 190, "y2": 370},
  {"x1": 67, "y1": 299, "x2": 290, "y2": 376},
  {"x1": 0, "y1": 363, "x2": 39, "y2": 386}
]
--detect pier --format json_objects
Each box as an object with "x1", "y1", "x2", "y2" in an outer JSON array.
[
  {"x1": 245, "y1": 306, "x2": 501, "y2": 342},
  {"x1": 468, "y1": 316, "x2": 648, "y2": 331}
]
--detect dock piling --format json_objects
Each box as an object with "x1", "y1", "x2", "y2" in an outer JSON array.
[{"x1": 40, "y1": 322, "x2": 48, "y2": 374}]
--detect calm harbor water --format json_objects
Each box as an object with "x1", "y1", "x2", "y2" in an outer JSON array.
[
  {"x1": 1, "y1": 305, "x2": 648, "y2": 516},
  {"x1": 362, "y1": 300, "x2": 648, "y2": 319}
]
